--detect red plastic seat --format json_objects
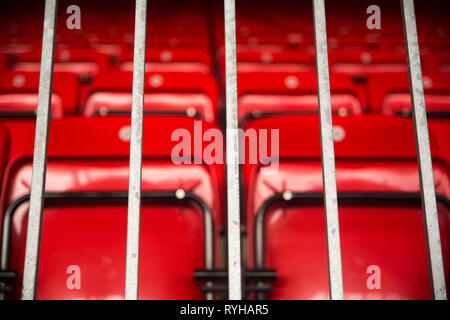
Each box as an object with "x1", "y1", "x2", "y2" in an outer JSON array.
[
  {"x1": 82, "y1": 70, "x2": 218, "y2": 122},
  {"x1": 329, "y1": 50, "x2": 407, "y2": 76},
  {"x1": 0, "y1": 71, "x2": 73, "y2": 164},
  {"x1": 0, "y1": 71, "x2": 79, "y2": 115},
  {"x1": 237, "y1": 71, "x2": 366, "y2": 123},
  {"x1": 383, "y1": 94, "x2": 450, "y2": 116},
  {"x1": 9, "y1": 45, "x2": 120, "y2": 77},
  {"x1": 239, "y1": 94, "x2": 362, "y2": 124},
  {"x1": 0, "y1": 93, "x2": 63, "y2": 118},
  {"x1": 368, "y1": 73, "x2": 450, "y2": 115},
  {"x1": 243, "y1": 115, "x2": 450, "y2": 300},
  {"x1": 84, "y1": 92, "x2": 214, "y2": 121},
  {"x1": 0, "y1": 116, "x2": 223, "y2": 300}
]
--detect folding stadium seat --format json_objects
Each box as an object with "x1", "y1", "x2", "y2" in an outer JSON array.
[
  {"x1": 367, "y1": 72, "x2": 450, "y2": 116},
  {"x1": 0, "y1": 94, "x2": 63, "y2": 161},
  {"x1": 0, "y1": 71, "x2": 79, "y2": 115},
  {"x1": 328, "y1": 50, "x2": 407, "y2": 77},
  {"x1": 0, "y1": 71, "x2": 77, "y2": 164},
  {"x1": 367, "y1": 71, "x2": 450, "y2": 166},
  {"x1": 242, "y1": 115, "x2": 450, "y2": 300},
  {"x1": 237, "y1": 71, "x2": 366, "y2": 125},
  {"x1": 0, "y1": 116, "x2": 224, "y2": 300},
  {"x1": 82, "y1": 70, "x2": 218, "y2": 123},
  {"x1": 9, "y1": 45, "x2": 121, "y2": 78}
]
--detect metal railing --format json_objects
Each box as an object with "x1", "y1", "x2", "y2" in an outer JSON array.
[
  {"x1": 400, "y1": 0, "x2": 446, "y2": 300},
  {"x1": 17, "y1": 0, "x2": 447, "y2": 300},
  {"x1": 224, "y1": 0, "x2": 242, "y2": 301},
  {"x1": 312, "y1": 0, "x2": 344, "y2": 300},
  {"x1": 125, "y1": 0, "x2": 147, "y2": 301},
  {"x1": 21, "y1": 0, "x2": 57, "y2": 300}
]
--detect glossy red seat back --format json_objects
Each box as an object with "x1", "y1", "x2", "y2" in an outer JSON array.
[
  {"x1": 1, "y1": 116, "x2": 223, "y2": 300},
  {"x1": 243, "y1": 115, "x2": 450, "y2": 299}
]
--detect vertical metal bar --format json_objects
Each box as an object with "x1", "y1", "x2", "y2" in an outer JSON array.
[
  {"x1": 401, "y1": 0, "x2": 447, "y2": 300},
  {"x1": 224, "y1": 0, "x2": 242, "y2": 300},
  {"x1": 125, "y1": 0, "x2": 147, "y2": 300},
  {"x1": 21, "y1": 0, "x2": 58, "y2": 300},
  {"x1": 312, "y1": 0, "x2": 344, "y2": 300}
]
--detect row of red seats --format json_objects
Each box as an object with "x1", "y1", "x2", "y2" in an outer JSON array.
[
  {"x1": 217, "y1": 48, "x2": 450, "y2": 75},
  {"x1": 213, "y1": 0, "x2": 450, "y2": 49},
  {"x1": 1, "y1": 69, "x2": 449, "y2": 124},
  {"x1": 0, "y1": 0, "x2": 210, "y2": 49},
  {"x1": 0, "y1": 114, "x2": 448, "y2": 299},
  {"x1": 0, "y1": 1, "x2": 448, "y2": 126},
  {"x1": 0, "y1": 0, "x2": 449, "y2": 300}
]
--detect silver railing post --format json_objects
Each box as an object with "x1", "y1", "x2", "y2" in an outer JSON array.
[
  {"x1": 125, "y1": 0, "x2": 147, "y2": 300},
  {"x1": 224, "y1": 0, "x2": 242, "y2": 300},
  {"x1": 312, "y1": 0, "x2": 344, "y2": 300},
  {"x1": 21, "y1": 0, "x2": 58, "y2": 300},
  {"x1": 400, "y1": 0, "x2": 447, "y2": 300}
]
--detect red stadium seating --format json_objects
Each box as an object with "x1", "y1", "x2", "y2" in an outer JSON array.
[
  {"x1": 7, "y1": 45, "x2": 120, "y2": 78},
  {"x1": 328, "y1": 50, "x2": 407, "y2": 76},
  {"x1": 0, "y1": 116, "x2": 223, "y2": 299},
  {"x1": 0, "y1": 71, "x2": 79, "y2": 115},
  {"x1": 82, "y1": 70, "x2": 218, "y2": 122},
  {"x1": 368, "y1": 73, "x2": 450, "y2": 115},
  {"x1": 237, "y1": 72, "x2": 367, "y2": 123},
  {"x1": 243, "y1": 115, "x2": 450, "y2": 300},
  {"x1": 0, "y1": 0, "x2": 449, "y2": 301}
]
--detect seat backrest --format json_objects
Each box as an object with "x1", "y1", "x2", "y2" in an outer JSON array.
[
  {"x1": 0, "y1": 71, "x2": 79, "y2": 115},
  {"x1": 82, "y1": 70, "x2": 218, "y2": 122},
  {"x1": 0, "y1": 116, "x2": 223, "y2": 300},
  {"x1": 237, "y1": 71, "x2": 366, "y2": 122},
  {"x1": 329, "y1": 50, "x2": 407, "y2": 76},
  {"x1": 368, "y1": 72, "x2": 450, "y2": 114},
  {"x1": 10, "y1": 45, "x2": 120, "y2": 77},
  {"x1": 243, "y1": 115, "x2": 450, "y2": 300}
]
